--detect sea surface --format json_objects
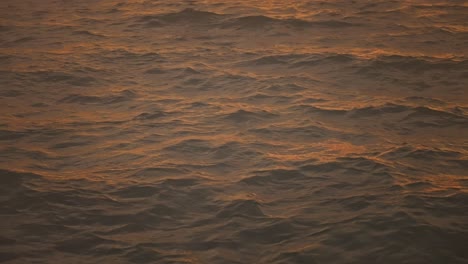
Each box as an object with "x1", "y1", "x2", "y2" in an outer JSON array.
[{"x1": 1, "y1": 0, "x2": 467, "y2": 263}]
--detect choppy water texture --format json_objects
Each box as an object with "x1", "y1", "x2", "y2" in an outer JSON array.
[{"x1": 1, "y1": 0, "x2": 468, "y2": 263}]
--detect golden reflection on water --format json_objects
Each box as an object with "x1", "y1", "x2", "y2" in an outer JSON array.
[
  {"x1": 266, "y1": 140, "x2": 368, "y2": 163},
  {"x1": 0, "y1": 0, "x2": 467, "y2": 263}
]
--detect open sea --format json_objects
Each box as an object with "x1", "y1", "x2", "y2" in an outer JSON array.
[{"x1": 0, "y1": 0, "x2": 467, "y2": 263}]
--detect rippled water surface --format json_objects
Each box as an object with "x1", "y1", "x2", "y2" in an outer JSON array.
[{"x1": 1, "y1": 0, "x2": 467, "y2": 263}]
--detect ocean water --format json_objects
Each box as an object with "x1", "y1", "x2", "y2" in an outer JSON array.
[{"x1": 0, "y1": 0, "x2": 467, "y2": 263}]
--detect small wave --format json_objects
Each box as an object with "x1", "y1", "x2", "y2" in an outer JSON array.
[
  {"x1": 236, "y1": 219, "x2": 298, "y2": 244},
  {"x1": 144, "y1": 68, "x2": 166, "y2": 74},
  {"x1": 11, "y1": 36, "x2": 35, "y2": 44},
  {"x1": 164, "y1": 139, "x2": 213, "y2": 154},
  {"x1": 379, "y1": 145, "x2": 468, "y2": 174},
  {"x1": 300, "y1": 158, "x2": 387, "y2": 172},
  {"x1": 250, "y1": 124, "x2": 351, "y2": 142},
  {"x1": 98, "y1": 49, "x2": 163, "y2": 63},
  {"x1": 0, "y1": 89, "x2": 23, "y2": 97},
  {"x1": 223, "y1": 109, "x2": 278, "y2": 123},
  {"x1": 137, "y1": 8, "x2": 225, "y2": 27},
  {"x1": 59, "y1": 90, "x2": 137, "y2": 105},
  {"x1": 0, "y1": 169, "x2": 42, "y2": 190},
  {"x1": 158, "y1": 177, "x2": 201, "y2": 187},
  {"x1": 380, "y1": 145, "x2": 463, "y2": 160},
  {"x1": 0, "y1": 25, "x2": 10, "y2": 32},
  {"x1": 220, "y1": 15, "x2": 278, "y2": 29},
  {"x1": 55, "y1": 233, "x2": 118, "y2": 254},
  {"x1": 237, "y1": 53, "x2": 356, "y2": 69},
  {"x1": 131, "y1": 167, "x2": 190, "y2": 178},
  {"x1": 72, "y1": 30, "x2": 105, "y2": 38},
  {"x1": 16, "y1": 71, "x2": 98, "y2": 86},
  {"x1": 349, "y1": 103, "x2": 411, "y2": 117},
  {"x1": 124, "y1": 247, "x2": 165, "y2": 263},
  {"x1": 404, "y1": 96, "x2": 446, "y2": 106},
  {"x1": 111, "y1": 185, "x2": 160, "y2": 198},
  {"x1": 295, "y1": 103, "x2": 467, "y2": 127},
  {"x1": 291, "y1": 105, "x2": 347, "y2": 116},
  {"x1": 291, "y1": 54, "x2": 356, "y2": 68},
  {"x1": 0, "y1": 130, "x2": 27, "y2": 141},
  {"x1": 51, "y1": 141, "x2": 92, "y2": 149},
  {"x1": 216, "y1": 199, "x2": 265, "y2": 218},
  {"x1": 241, "y1": 93, "x2": 294, "y2": 104},
  {"x1": 264, "y1": 83, "x2": 308, "y2": 92},
  {"x1": 241, "y1": 55, "x2": 288, "y2": 66},
  {"x1": 133, "y1": 111, "x2": 168, "y2": 120},
  {"x1": 220, "y1": 15, "x2": 356, "y2": 30},
  {"x1": 358, "y1": 55, "x2": 468, "y2": 74},
  {"x1": 404, "y1": 106, "x2": 466, "y2": 120},
  {"x1": 240, "y1": 169, "x2": 309, "y2": 186},
  {"x1": 401, "y1": 107, "x2": 468, "y2": 127},
  {"x1": 237, "y1": 54, "x2": 304, "y2": 66}
]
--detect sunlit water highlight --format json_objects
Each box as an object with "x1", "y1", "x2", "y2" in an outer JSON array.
[{"x1": 0, "y1": 0, "x2": 467, "y2": 263}]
